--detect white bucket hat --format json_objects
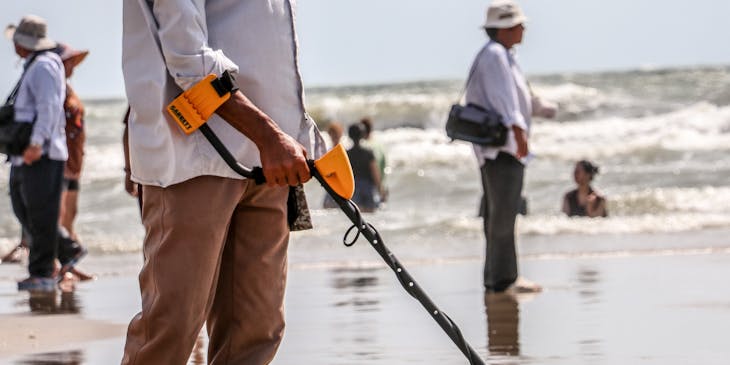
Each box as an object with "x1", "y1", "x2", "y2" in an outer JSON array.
[
  {"x1": 483, "y1": 0, "x2": 528, "y2": 29},
  {"x1": 4, "y1": 15, "x2": 57, "y2": 51}
]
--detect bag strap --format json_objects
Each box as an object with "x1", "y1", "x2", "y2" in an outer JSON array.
[
  {"x1": 5, "y1": 52, "x2": 43, "y2": 104},
  {"x1": 456, "y1": 42, "x2": 491, "y2": 104},
  {"x1": 458, "y1": 41, "x2": 536, "y2": 106}
]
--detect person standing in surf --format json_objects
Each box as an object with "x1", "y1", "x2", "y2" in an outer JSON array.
[
  {"x1": 54, "y1": 42, "x2": 94, "y2": 282},
  {"x1": 346, "y1": 123, "x2": 383, "y2": 212},
  {"x1": 466, "y1": 0, "x2": 556, "y2": 294}
]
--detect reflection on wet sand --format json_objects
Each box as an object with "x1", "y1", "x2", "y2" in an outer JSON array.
[
  {"x1": 27, "y1": 291, "x2": 81, "y2": 315},
  {"x1": 13, "y1": 349, "x2": 84, "y2": 365},
  {"x1": 576, "y1": 266, "x2": 604, "y2": 360},
  {"x1": 331, "y1": 267, "x2": 380, "y2": 311},
  {"x1": 330, "y1": 267, "x2": 382, "y2": 361},
  {"x1": 484, "y1": 293, "x2": 520, "y2": 357},
  {"x1": 20, "y1": 293, "x2": 216, "y2": 365},
  {"x1": 13, "y1": 292, "x2": 86, "y2": 365},
  {"x1": 577, "y1": 267, "x2": 600, "y2": 304}
]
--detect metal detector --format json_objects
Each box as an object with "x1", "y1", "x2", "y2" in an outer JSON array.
[{"x1": 198, "y1": 122, "x2": 486, "y2": 365}]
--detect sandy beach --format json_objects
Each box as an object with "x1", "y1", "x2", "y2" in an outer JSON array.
[{"x1": 1, "y1": 231, "x2": 730, "y2": 365}]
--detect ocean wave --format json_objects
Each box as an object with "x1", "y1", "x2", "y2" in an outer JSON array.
[
  {"x1": 3, "y1": 69, "x2": 729, "y2": 257},
  {"x1": 531, "y1": 82, "x2": 635, "y2": 120},
  {"x1": 81, "y1": 144, "x2": 126, "y2": 182},
  {"x1": 610, "y1": 186, "x2": 730, "y2": 215},
  {"x1": 84, "y1": 99, "x2": 129, "y2": 121},
  {"x1": 520, "y1": 213, "x2": 730, "y2": 236},
  {"x1": 307, "y1": 90, "x2": 455, "y2": 129},
  {"x1": 532, "y1": 103, "x2": 730, "y2": 159},
  {"x1": 363, "y1": 102, "x2": 730, "y2": 171}
]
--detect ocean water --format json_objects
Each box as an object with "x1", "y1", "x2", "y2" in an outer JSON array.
[{"x1": 1, "y1": 65, "x2": 729, "y2": 269}]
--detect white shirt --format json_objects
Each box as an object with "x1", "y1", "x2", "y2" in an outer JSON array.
[
  {"x1": 123, "y1": 0, "x2": 325, "y2": 187},
  {"x1": 11, "y1": 51, "x2": 67, "y2": 165},
  {"x1": 464, "y1": 41, "x2": 532, "y2": 165}
]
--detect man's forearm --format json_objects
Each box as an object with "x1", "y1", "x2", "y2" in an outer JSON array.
[
  {"x1": 215, "y1": 91, "x2": 282, "y2": 148},
  {"x1": 214, "y1": 90, "x2": 310, "y2": 186}
]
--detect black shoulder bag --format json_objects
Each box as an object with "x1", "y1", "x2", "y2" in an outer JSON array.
[
  {"x1": 0, "y1": 53, "x2": 41, "y2": 156},
  {"x1": 445, "y1": 49, "x2": 508, "y2": 147}
]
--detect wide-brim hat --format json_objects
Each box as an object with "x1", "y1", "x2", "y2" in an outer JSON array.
[
  {"x1": 4, "y1": 15, "x2": 57, "y2": 51},
  {"x1": 483, "y1": 0, "x2": 528, "y2": 29},
  {"x1": 54, "y1": 43, "x2": 90, "y2": 68}
]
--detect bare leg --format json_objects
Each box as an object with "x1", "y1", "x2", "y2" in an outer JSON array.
[
  {"x1": 70, "y1": 267, "x2": 95, "y2": 281},
  {"x1": 1, "y1": 231, "x2": 29, "y2": 264},
  {"x1": 59, "y1": 190, "x2": 79, "y2": 240}
]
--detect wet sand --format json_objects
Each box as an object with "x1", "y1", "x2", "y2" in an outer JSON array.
[{"x1": 1, "y1": 248, "x2": 730, "y2": 364}]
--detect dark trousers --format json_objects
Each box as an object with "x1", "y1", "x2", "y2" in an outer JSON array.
[
  {"x1": 9, "y1": 156, "x2": 65, "y2": 278},
  {"x1": 480, "y1": 152, "x2": 524, "y2": 292}
]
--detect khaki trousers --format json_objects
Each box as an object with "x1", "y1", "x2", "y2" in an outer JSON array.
[{"x1": 122, "y1": 176, "x2": 290, "y2": 365}]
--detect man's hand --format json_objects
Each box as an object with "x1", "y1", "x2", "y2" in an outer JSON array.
[
  {"x1": 258, "y1": 132, "x2": 310, "y2": 187},
  {"x1": 216, "y1": 90, "x2": 310, "y2": 187},
  {"x1": 22, "y1": 144, "x2": 43, "y2": 165},
  {"x1": 512, "y1": 125, "x2": 529, "y2": 159}
]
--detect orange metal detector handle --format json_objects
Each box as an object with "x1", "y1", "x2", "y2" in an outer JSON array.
[{"x1": 167, "y1": 72, "x2": 238, "y2": 135}]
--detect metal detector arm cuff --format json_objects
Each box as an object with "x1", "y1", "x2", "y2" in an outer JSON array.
[{"x1": 166, "y1": 71, "x2": 239, "y2": 134}]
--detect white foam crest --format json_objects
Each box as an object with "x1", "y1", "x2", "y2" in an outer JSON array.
[
  {"x1": 84, "y1": 99, "x2": 128, "y2": 121},
  {"x1": 532, "y1": 103, "x2": 730, "y2": 159},
  {"x1": 81, "y1": 144, "x2": 126, "y2": 181},
  {"x1": 308, "y1": 91, "x2": 454, "y2": 128},
  {"x1": 531, "y1": 83, "x2": 627, "y2": 117},
  {"x1": 375, "y1": 128, "x2": 475, "y2": 170},
  {"x1": 612, "y1": 186, "x2": 730, "y2": 215},
  {"x1": 520, "y1": 213, "x2": 730, "y2": 236},
  {"x1": 522, "y1": 246, "x2": 730, "y2": 261}
]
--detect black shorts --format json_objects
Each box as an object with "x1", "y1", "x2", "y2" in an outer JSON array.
[{"x1": 62, "y1": 178, "x2": 80, "y2": 192}]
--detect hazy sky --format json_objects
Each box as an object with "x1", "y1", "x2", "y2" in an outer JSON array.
[{"x1": 2, "y1": 0, "x2": 729, "y2": 99}]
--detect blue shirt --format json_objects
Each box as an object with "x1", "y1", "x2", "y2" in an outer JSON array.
[{"x1": 11, "y1": 51, "x2": 67, "y2": 165}]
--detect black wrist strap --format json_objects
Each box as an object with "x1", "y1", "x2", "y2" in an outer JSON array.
[{"x1": 210, "y1": 70, "x2": 239, "y2": 97}]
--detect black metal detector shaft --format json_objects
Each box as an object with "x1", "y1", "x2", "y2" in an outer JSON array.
[
  {"x1": 198, "y1": 124, "x2": 265, "y2": 183},
  {"x1": 309, "y1": 166, "x2": 485, "y2": 365},
  {"x1": 200, "y1": 124, "x2": 485, "y2": 365}
]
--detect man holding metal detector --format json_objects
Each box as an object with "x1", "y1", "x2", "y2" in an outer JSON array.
[{"x1": 121, "y1": 1, "x2": 325, "y2": 364}]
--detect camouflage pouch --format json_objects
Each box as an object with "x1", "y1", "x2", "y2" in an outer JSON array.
[{"x1": 287, "y1": 184, "x2": 313, "y2": 231}]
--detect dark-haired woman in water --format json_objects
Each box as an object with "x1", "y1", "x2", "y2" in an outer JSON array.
[{"x1": 562, "y1": 160, "x2": 608, "y2": 218}]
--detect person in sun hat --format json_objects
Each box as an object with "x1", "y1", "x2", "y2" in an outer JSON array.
[
  {"x1": 52, "y1": 42, "x2": 95, "y2": 282},
  {"x1": 465, "y1": 1, "x2": 557, "y2": 295},
  {"x1": 53, "y1": 44, "x2": 90, "y2": 240},
  {"x1": 4, "y1": 14, "x2": 57, "y2": 52},
  {"x1": 4, "y1": 15, "x2": 69, "y2": 292}
]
